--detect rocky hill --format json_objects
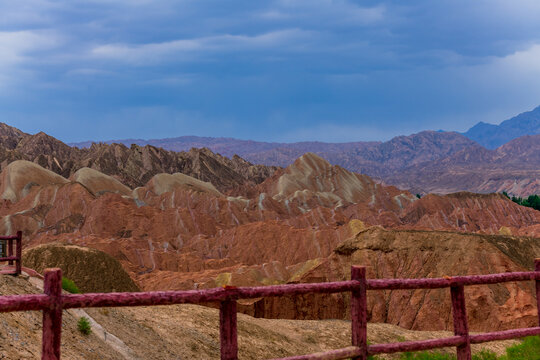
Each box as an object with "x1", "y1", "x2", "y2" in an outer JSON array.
[
  {"x1": 384, "y1": 135, "x2": 540, "y2": 196},
  {"x1": 0, "y1": 123, "x2": 278, "y2": 193},
  {"x1": 256, "y1": 227, "x2": 540, "y2": 332}
]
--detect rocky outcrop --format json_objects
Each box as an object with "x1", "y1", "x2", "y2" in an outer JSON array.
[
  {"x1": 398, "y1": 192, "x2": 540, "y2": 235},
  {"x1": 143, "y1": 172, "x2": 222, "y2": 197},
  {"x1": 0, "y1": 123, "x2": 28, "y2": 149},
  {"x1": 71, "y1": 167, "x2": 132, "y2": 197},
  {"x1": 262, "y1": 152, "x2": 416, "y2": 213},
  {"x1": 0, "y1": 160, "x2": 68, "y2": 202}
]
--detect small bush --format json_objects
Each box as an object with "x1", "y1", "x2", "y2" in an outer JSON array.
[
  {"x1": 473, "y1": 350, "x2": 498, "y2": 360},
  {"x1": 77, "y1": 316, "x2": 91, "y2": 335},
  {"x1": 62, "y1": 277, "x2": 80, "y2": 294},
  {"x1": 396, "y1": 336, "x2": 540, "y2": 360},
  {"x1": 502, "y1": 336, "x2": 540, "y2": 360},
  {"x1": 400, "y1": 352, "x2": 454, "y2": 360}
]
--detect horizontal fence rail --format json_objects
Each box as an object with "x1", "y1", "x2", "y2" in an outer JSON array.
[
  {"x1": 0, "y1": 231, "x2": 22, "y2": 275},
  {"x1": 0, "y1": 240, "x2": 538, "y2": 360}
]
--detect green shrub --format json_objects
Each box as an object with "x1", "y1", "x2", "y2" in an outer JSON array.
[
  {"x1": 77, "y1": 316, "x2": 91, "y2": 335},
  {"x1": 510, "y1": 194, "x2": 540, "y2": 211},
  {"x1": 473, "y1": 350, "x2": 498, "y2": 360},
  {"x1": 400, "y1": 351, "x2": 454, "y2": 360},
  {"x1": 61, "y1": 277, "x2": 80, "y2": 294},
  {"x1": 395, "y1": 336, "x2": 540, "y2": 360},
  {"x1": 501, "y1": 336, "x2": 540, "y2": 360}
]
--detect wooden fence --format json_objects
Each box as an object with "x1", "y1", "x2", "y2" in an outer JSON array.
[
  {"x1": 0, "y1": 231, "x2": 22, "y2": 275},
  {"x1": 0, "y1": 240, "x2": 539, "y2": 360}
]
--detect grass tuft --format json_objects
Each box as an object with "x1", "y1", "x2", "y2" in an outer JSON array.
[
  {"x1": 77, "y1": 316, "x2": 92, "y2": 335},
  {"x1": 390, "y1": 336, "x2": 540, "y2": 360},
  {"x1": 61, "y1": 277, "x2": 80, "y2": 294}
]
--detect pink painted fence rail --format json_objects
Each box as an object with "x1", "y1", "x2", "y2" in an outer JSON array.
[
  {"x1": 0, "y1": 255, "x2": 540, "y2": 359},
  {"x1": 0, "y1": 231, "x2": 22, "y2": 275}
]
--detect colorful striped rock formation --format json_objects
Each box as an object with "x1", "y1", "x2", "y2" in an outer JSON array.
[{"x1": 1, "y1": 132, "x2": 540, "y2": 333}]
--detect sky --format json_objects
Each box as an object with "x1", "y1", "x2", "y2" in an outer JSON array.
[{"x1": 2, "y1": 1, "x2": 540, "y2": 143}]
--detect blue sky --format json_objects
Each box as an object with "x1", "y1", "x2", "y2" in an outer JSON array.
[{"x1": 2, "y1": 1, "x2": 540, "y2": 143}]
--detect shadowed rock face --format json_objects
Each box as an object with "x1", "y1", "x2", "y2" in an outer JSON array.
[{"x1": 0, "y1": 123, "x2": 27, "y2": 150}]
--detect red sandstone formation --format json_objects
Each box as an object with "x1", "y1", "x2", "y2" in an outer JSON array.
[{"x1": 0, "y1": 135, "x2": 540, "y2": 332}]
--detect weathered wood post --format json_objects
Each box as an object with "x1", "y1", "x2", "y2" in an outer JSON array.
[
  {"x1": 15, "y1": 231, "x2": 22, "y2": 275},
  {"x1": 220, "y1": 299, "x2": 238, "y2": 360},
  {"x1": 535, "y1": 258, "x2": 540, "y2": 326},
  {"x1": 451, "y1": 285, "x2": 471, "y2": 360},
  {"x1": 42, "y1": 268, "x2": 63, "y2": 360},
  {"x1": 351, "y1": 266, "x2": 368, "y2": 360},
  {"x1": 7, "y1": 237, "x2": 13, "y2": 266}
]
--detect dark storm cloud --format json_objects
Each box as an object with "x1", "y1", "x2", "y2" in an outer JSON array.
[{"x1": 1, "y1": 1, "x2": 540, "y2": 142}]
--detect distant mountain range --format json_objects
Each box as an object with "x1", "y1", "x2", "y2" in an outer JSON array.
[
  {"x1": 463, "y1": 105, "x2": 540, "y2": 148},
  {"x1": 70, "y1": 104, "x2": 540, "y2": 158},
  {"x1": 65, "y1": 105, "x2": 540, "y2": 196},
  {"x1": 1, "y1": 104, "x2": 539, "y2": 196}
]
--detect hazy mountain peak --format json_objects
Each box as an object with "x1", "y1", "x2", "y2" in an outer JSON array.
[{"x1": 463, "y1": 105, "x2": 540, "y2": 148}]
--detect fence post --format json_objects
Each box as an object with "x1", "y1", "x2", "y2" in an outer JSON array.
[
  {"x1": 351, "y1": 266, "x2": 368, "y2": 360},
  {"x1": 8, "y1": 237, "x2": 13, "y2": 266},
  {"x1": 534, "y1": 258, "x2": 540, "y2": 326},
  {"x1": 451, "y1": 285, "x2": 471, "y2": 360},
  {"x1": 15, "y1": 231, "x2": 22, "y2": 275},
  {"x1": 42, "y1": 268, "x2": 63, "y2": 360},
  {"x1": 220, "y1": 299, "x2": 238, "y2": 360}
]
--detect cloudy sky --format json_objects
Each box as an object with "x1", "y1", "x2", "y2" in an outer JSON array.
[{"x1": 2, "y1": 1, "x2": 540, "y2": 143}]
